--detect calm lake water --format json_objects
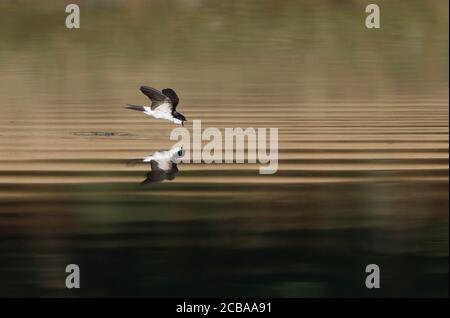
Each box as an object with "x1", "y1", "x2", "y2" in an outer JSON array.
[{"x1": 0, "y1": 0, "x2": 448, "y2": 297}]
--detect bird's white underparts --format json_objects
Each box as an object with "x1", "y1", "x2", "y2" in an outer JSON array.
[
  {"x1": 140, "y1": 104, "x2": 184, "y2": 125},
  {"x1": 141, "y1": 146, "x2": 185, "y2": 166},
  {"x1": 170, "y1": 119, "x2": 279, "y2": 174}
]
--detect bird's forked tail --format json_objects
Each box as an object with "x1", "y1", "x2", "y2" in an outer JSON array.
[
  {"x1": 126, "y1": 104, "x2": 145, "y2": 112},
  {"x1": 126, "y1": 158, "x2": 145, "y2": 166}
]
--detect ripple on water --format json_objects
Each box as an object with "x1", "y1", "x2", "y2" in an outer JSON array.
[{"x1": 72, "y1": 131, "x2": 133, "y2": 137}]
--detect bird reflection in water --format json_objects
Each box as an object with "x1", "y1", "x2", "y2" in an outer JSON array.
[{"x1": 128, "y1": 146, "x2": 185, "y2": 185}]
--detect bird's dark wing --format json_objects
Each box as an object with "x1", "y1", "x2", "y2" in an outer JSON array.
[
  {"x1": 140, "y1": 86, "x2": 166, "y2": 101},
  {"x1": 141, "y1": 171, "x2": 166, "y2": 185},
  {"x1": 141, "y1": 160, "x2": 167, "y2": 185},
  {"x1": 165, "y1": 164, "x2": 179, "y2": 180},
  {"x1": 141, "y1": 161, "x2": 179, "y2": 185},
  {"x1": 140, "y1": 86, "x2": 170, "y2": 110},
  {"x1": 162, "y1": 88, "x2": 179, "y2": 109},
  {"x1": 150, "y1": 160, "x2": 164, "y2": 171}
]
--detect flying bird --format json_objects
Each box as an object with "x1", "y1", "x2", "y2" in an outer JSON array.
[
  {"x1": 126, "y1": 86, "x2": 187, "y2": 126},
  {"x1": 128, "y1": 146, "x2": 185, "y2": 185}
]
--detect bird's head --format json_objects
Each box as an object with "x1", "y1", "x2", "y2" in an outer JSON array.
[
  {"x1": 170, "y1": 146, "x2": 185, "y2": 163},
  {"x1": 173, "y1": 111, "x2": 187, "y2": 126},
  {"x1": 177, "y1": 147, "x2": 185, "y2": 157}
]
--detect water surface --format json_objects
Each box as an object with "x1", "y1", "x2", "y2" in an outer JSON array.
[{"x1": 0, "y1": 0, "x2": 448, "y2": 297}]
